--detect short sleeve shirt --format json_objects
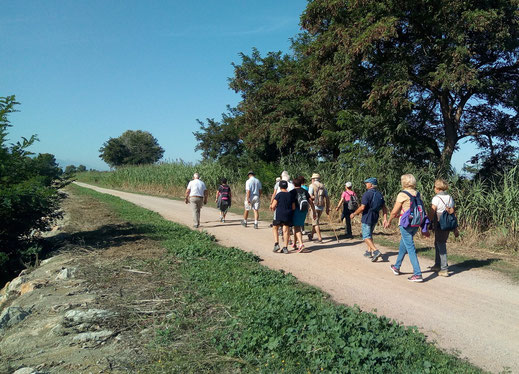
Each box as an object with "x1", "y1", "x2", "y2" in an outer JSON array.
[
  {"x1": 187, "y1": 179, "x2": 206, "y2": 197},
  {"x1": 245, "y1": 177, "x2": 262, "y2": 196},
  {"x1": 274, "y1": 191, "x2": 294, "y2": 222},
  {"x1": 432, "y1": 193, "x2": 454, "y2": 220},
  {"x1": 341, "y1": 190, "x2": 356, "y2": 202},
  {"x1": 360, "y1": 188, "x2": 384, "y2": 225},
  {"x1": 274, "y1": 181, "x2": 295, "y2": 193}
]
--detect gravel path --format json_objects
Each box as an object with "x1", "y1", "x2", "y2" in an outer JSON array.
[{"x1": 76, "y1": 182, "x2": 519, "y2": 373}]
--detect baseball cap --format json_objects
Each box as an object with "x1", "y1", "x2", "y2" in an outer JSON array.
[
  {"x1": 364, "y1": 177, "x2": 378, "y2": 185},
  {"x1": 345, "y1": 182, "x2": 352, "y2": 188}
]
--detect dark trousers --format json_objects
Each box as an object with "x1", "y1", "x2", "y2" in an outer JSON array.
[{"x1": 342, "y1": 207, "x2": 352, "y2": 236}]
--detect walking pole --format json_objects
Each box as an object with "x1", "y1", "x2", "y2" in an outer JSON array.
[{"x1": 327, "y1": 205, "x2": 340, "y2": 243}]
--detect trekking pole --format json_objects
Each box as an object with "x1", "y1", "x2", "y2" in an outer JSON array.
[{"x1": 327, "y1": 204, "x2": 340, "y2": 243}]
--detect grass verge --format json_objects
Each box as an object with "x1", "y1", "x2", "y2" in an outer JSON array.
[{"x1": 71, "y1": 184, "x2": 484, "y2": 373}]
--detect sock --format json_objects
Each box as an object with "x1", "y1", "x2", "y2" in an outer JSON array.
[{"x1": 254, "y1": 220, "x2": 258, "y2": 224}]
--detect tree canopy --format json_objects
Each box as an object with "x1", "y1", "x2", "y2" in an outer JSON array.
[
  {"x1": 99, "y1": 130, "x2": 164, "y2": 168},
  {"x1": 195, "y1": 0, "x2": 519, "y2": 175}
]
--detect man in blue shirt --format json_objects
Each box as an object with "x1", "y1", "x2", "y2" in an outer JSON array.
[{"x1": 350, "y1": 177, "x2": 388, "y2": 262}]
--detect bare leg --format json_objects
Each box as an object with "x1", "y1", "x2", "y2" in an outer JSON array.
[
  {"x1": 253, "y1": 209, "x2": 259, "y2": 221},
  {"x1": 295, "y1": 227, "x2": 303, "y2": 246},
  {"x1": 314, "y1": 225, "x2": 322, "y2": 241},
  {"x1": 364, "y1": 238, "x2": 379, "y2": 252},
  {"x1": 282, "y1": 225, "x2": 290, "y2": 248},
  {"x1": 272, "y1": 225, "x2": 280, "y2": 243}
]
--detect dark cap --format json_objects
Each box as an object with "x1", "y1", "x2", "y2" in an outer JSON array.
[
  {"x1": 364, "y1": 177, "x2": 378, "y2": 185},
  {"x1": 247, "y1": 170, "x2": 254, "y2": 176}
]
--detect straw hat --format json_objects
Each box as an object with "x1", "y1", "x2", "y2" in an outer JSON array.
[{"x1": 311, "y1": 173, "x2": 320, "y2": 179}]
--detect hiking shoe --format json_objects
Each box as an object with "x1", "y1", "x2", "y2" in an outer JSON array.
[
  {"x1": 254, "y1": 223, "x2": 258, "y2": 229},
  {"x1": 390, "y1": 265, "x2": 401, "y2": 275},
  {"x1": 344, "y1": 234, "x2": 353, "y2": 239},
  {"x1": 241, "y1": 221, "x2": 247, "y2": 227},
  {"x1": 273, "y1": 243, "x2": 280, "y2": 252},
  {"x1": 438, "y1": 270, "x2": 449, "y2": 277},
  {"x1": 363, "y1": 251, "x2": 373, "y2": 258},
  {"x1": 291, "y1": 242, "x2": 297, "y2": 249},
  {"x1": 430, "y1": 265, "x2": 441, "y2": 272},
  {"x1": 371, "y1": 250, "x2": 382, "y2": 262},
  {"x1": 307, "y1": 233, "x2": 313, "y2": 241},
  {"x1": 281, "y1": 247, "x2": 289, "y2": 254},
  {"x1": 220, "y1": 216, "x2": 224, "y2": 222},
  {"x1": 408, "y1": 275, "x2": 424, "y2": 282}
]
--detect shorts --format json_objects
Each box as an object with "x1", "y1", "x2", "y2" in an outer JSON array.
[
  {"x1": 361, "y1": 223, "x2": 376, "y2": 240},
  {"x1": 272, "y1": 219, "x2": 292, "y2": 227},
  {"x1": 312, "y1": 209, "x2": 323, "y2": 226},
  {"x1": 245, "y1": 195, "x2": 260, "y2": 210}
]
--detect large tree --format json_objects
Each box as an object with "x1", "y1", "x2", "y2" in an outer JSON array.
[
  {"x1": 301, "y1": 0, "x2": 519, "y2": 172},
  {"x1": 99, "y1": 130, "x2": 164, "y2": 168}
]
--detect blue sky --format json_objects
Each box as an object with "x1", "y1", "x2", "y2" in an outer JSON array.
[{"x1": 2, "y1": 1, "x2": 477, "y2": 171}]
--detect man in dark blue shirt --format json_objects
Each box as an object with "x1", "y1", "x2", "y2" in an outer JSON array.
[{"x1": 350, "y1": 177, "x2": 388, "y2": 262}]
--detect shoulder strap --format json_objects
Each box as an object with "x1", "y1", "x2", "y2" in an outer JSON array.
[{"x1": 400, "y1": 190, "x2": 413, "y2": 198}]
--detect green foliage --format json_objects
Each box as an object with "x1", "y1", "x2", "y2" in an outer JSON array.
[
  {"x1": 0, "y1": 96, "x2": 68, "y2": 282},
  {"x1": 196, "y1": 0, "x2": 519, "y2": 175},
  {"x1": 99, "y1": 130, "x2": 164, "y2": 168},
  {"x1": 79, "y1": 186, "x2": 481, "y2": 373}
]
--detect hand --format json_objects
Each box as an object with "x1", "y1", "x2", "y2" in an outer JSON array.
[
  {"x1": 422, "y1": 230, "x2": 430, "y2": 238},
  {"x1": 204, "y1": 200, "x2": 207, "y2": 205},
  {"x1": 313, "y1": 212, "x2": 317, "y2": 220},
  {"x1": 350, "y1": 213, "x2": 355, "y2": 219},
  {"x1": 185, "y1": 198, "x2": 189, "y2": 204},
  {"x1": 335, "y1": 207, "x2": 339, "y2": 211}
]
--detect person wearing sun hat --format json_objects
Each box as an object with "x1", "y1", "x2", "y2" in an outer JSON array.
[
  {"x1": 308, "y1": 173, "x2": 330, "y2": 242},
  {"x1": 350, "y1": 177, "x2": 388, "y2": 261}
]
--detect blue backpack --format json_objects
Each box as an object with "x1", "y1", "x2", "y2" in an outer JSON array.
[{"x1": 400, "y1": 191, "x2": 426, "y2": 228}]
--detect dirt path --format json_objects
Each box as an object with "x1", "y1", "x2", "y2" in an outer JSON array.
[{"x1": 75, "y1": 182, "x2": 519, "y2": 373}]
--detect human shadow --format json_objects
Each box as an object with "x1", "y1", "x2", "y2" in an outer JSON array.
[
  {"x1": 306, "y1": 239, "x2": 364, "y2": 252},
  {"x1": 42, "y1": 222, "x2": 151, "y2": 258},
  {"x1": 448, "y1": 258, "x2": 501, "y2": 276}
]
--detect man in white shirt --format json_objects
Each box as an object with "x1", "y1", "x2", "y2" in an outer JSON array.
[
  {"x1": 242, "y1": 170, "x2": 262, "y2": 229},
  {"x1": 185, "y1": 173, "x2": 208, "y2": 228}
]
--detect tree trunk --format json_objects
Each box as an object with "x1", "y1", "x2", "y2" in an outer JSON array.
[{"x1": 438, "y1": 92, "x2": 459, "y2": 174}]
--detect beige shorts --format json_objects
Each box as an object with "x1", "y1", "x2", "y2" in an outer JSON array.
[
  {"x1": 244, "y1": 195, "x2": 260, "y2": 210},
  {"x1": 312, "y1": 209, "x2": 323, "y2": 226}
]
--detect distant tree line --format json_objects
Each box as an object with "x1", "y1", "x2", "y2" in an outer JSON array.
[
  {"x1": 0, "y1": 96, "x2": 69, "y2": 283},
  {"x1": 194, "y1": 0, "x2": 519, "y2": 177}
]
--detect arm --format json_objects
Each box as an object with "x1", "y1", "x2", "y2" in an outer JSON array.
[
  {"x1": 215, "y1": 190, "x2": 220, "y2": 203},
  {"x1": 270, "y1": 190, "x2": 277, "y2": 204},
  {"x1": 203, "y1": 189, "x2": 208, "y2": 204},
  {"x1": 336, "y1": 196, "x2": 345, "y2": 211},
  {"x1": 246, "y1": 189, "x2": 251, "y2": 204},
  {"x1": 382, "y1": 204, "x2": 389, "y2": 226},
  {"x1": 185, "y1": 188, "x2": 190, "y2": 204},
  {"x1": 350, "y1": 204, "x2": 365, "y2": 219},
  {"x1": 270, "y1": 199, "x2": 278, "y2": 211},
  {"x1": 384, "y1": 201, "x2": 402, "y2": 228},
  {"x1": 325, "y1": 195, "x2": 331, "y2": 215},
  {"x1": 428, "y1": 204, "x2": 438, "y2": 222}
]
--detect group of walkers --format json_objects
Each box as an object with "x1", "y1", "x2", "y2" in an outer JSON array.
[{"x1": 185, "y1": 171, "x2": 459, "y2": 283}]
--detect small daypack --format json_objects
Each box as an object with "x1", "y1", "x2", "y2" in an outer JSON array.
[
  {"x1": 312, "y1": 182, "x2": 325, "y2": 207},
  {"x1": 368, "y1": 190, "x2": 384, "y2": 213},
  {"x1": 437, "y1": 195, "x2": 458, "y2": 231},
  {"x1": 347, "y1": 192, "x2": 359, "y2": 211},
  {"x1": 220, "y1": 185, "x2": 231, "y2": 201},
  {"x1": 400, "y1": 191, "x2": 426, "y2": 228},
  {"x1": 296, "y1": 189, "x2": 309, "y2": 211}
]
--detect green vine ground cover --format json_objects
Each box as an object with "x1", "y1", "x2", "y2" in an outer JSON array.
[{"x1": 74, "y1": 185, "x2": 481, "y2": 373}]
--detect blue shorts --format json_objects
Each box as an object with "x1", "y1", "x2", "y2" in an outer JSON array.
[{"x1": 361, "y1": 223, "x2": 376, "y2": 240}]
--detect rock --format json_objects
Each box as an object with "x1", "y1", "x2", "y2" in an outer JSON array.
[
  {"x1": 13, "y1": 368, "x2": 41, "y2": 374},
  {"x1": 0, "y1": 307, "x2": 31, "y2": 329},
  {"x1": 73, "y1": 330, "x2": 114, "y2": 343},
  {"x1": 63, "y1": 309, "x2": 115, "y2": 327},
  {"x1": 7, "y1": 276, "x2": 26, "y2": 294},
  {"x1": 40, "y1": 257, "x2": 55, "y2": 266},
  {"x1": 55, "y1": 267, "x2": 76, "y2": 280}
]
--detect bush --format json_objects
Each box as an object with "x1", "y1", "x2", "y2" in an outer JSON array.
[{"x1": 0, "y1": 96, "x2": 68, "y2": 282}]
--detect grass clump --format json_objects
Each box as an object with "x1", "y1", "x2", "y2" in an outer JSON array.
[{"x1": 74, "y1": 185, "x2": 482, "y2": 373}]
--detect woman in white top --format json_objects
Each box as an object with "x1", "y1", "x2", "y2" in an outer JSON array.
[{"x1": 429, "y1": 179, "x2": 459, "y2": 277}]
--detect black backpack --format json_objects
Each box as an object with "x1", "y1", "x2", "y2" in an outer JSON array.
[
  {"x1": 296, "y1": 189, "x2": 310, "y2": 211},
  {"x1": 347, "y1": 192, "x2": 359, "y2": 211}
]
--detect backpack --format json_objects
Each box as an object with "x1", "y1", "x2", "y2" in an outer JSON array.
[
  {"x1": 400, "y1": 191, "x2": 426, "y2": 228},
  {"x1": 346, "y1": 192, "x2": 359, "y2": 211},
  {"x1": 437, "y1": 195, "x2": 458, "y2": 231},
  {"x1": 219, "y1": 185, "x2": 231, "y2": 201},
  {"x1": 296, "y1": 189, "x2": 309, "y2": 211},
  {"x1": 368, "y1": 190, "x2": 384, "y2": 213},
  {"x1": 312, "y1": 182, "x2": 325, "y2": 207}
]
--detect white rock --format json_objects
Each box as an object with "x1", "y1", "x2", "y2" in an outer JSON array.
[
  {"x1": 63, "y1": 309, "x2": 115, "y2": 326},
  {"x1": 55, "y1": 267, "x2": 76, "y2": 280},
  {"x1": 73, "y1": 330, "x2": 114, "y2": 343}
]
